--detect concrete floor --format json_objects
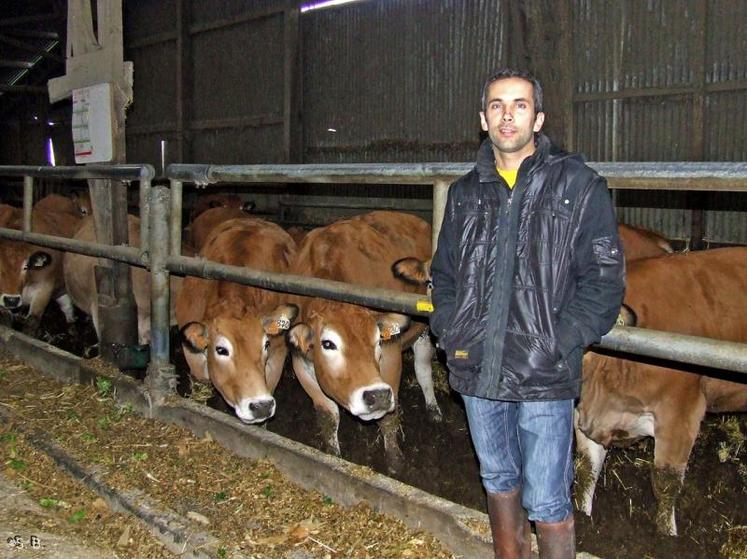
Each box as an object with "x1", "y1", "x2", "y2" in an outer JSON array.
[{"x1": 0, "y1": 472, "x2": 112, "y2": 559}]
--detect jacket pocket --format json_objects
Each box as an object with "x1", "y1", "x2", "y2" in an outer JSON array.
[
  {"x1": 442, "y1": 330, "x2": 485, "y2": 372},
  {"x1": 502, "y1": 332, "x2": 569, "y2": 387},
  {"x1": 592, "y1": 236, "x2": 624, "y2": 281}
]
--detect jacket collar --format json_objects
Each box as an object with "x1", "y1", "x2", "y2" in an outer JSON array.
[{"x1": 475, "y1": 133, "x2": 560, "y2": 183}]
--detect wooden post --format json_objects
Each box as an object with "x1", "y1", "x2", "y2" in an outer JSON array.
[{"x1": 48, "y1": 0, "x2": 138, "y2": 362}]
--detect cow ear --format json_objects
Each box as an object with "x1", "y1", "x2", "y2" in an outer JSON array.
[
  {"x1": 288, "y1": 323, "x2": 313, "y2": 356},
  {"x1": 392, "y1": 257, "x2": 431, "y2": 287},
  {"x1": 181, "y1": 322, "x2": 209, "y2": 353},
  {"x1": 377, "y1": 313, "x2": 411, "y2": 341},
  {"x1": 616, "y1": 304, "x2": 637, "y2": 327},
  {"x1": 262, "y1": 304, "x2": 299, "y2": 335},
  {"x1": 27, "y1": 251, "x2": 53, "y2": 269}
]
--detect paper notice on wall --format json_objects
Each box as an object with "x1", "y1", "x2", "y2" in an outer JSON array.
[{"x1": 72, "y1": 83, "x2": 114, "y2": 164}]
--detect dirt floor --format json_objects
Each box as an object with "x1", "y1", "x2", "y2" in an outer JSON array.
[{"x1": 8, "y1": 303, "x2": 747, "y2": 559}]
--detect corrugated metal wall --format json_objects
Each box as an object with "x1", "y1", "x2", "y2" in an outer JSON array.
[
  {"x1": 572, "y1": 0, "x2": 747, "y2": 245},
  {"x1": 119, "y1": 0, "x2": 745, "y2": 243},
  {"x1": 302, "y1": 0, "x2": 506, "y2": 164},
  {"x1": 125, "y1": 0, "x2": 289, "y2": 170}
]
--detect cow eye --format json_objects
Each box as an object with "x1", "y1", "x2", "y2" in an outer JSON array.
[
  {"x1": 321, "y1": 340, "x2": 337, "y2": 351},
  {"x1": 263, "y1": 339, "x2": 271, "y2": 350},
  {"x1": 216, "y1": 345, "x2": 230, "y2": 356}
]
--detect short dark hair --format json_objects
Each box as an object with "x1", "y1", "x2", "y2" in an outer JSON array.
[{"x1": 481, "y1": 68, "x2": 544, "y2": 114}]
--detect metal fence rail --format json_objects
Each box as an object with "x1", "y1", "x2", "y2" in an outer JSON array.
[
  {"x1": 0, "y1": 163, "x2": 745, "y2": 393},
  {"x1": 163, "y1": 161, "x2": 747, "y2": 381}
]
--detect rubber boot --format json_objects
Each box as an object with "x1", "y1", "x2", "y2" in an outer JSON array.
[
  {"x1": 535, "y1": 514, "x2": 575, "y2": 559},
  {"x1": 486, "y1": 488, "x2": 531, "y2": 559}
]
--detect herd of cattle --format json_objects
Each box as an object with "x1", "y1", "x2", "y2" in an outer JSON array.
[{"x1": 0, "y1": 189, "x2": 745, "y2": 538}]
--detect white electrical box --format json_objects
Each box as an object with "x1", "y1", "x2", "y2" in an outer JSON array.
[{"x1": 72, "y1": 83, "x2": 115, "y2": 164}]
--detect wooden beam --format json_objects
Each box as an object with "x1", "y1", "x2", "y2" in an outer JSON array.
[
  {"x1": 0, "y1": 60, "x2": 34, "y2": 68},
  {"x1": 0, "y1": 84, "x2": 47, "y2": 93},
  {"x1": 0, "y1": 14, "x2": 61, "y2": 27},
  {"x1": 0, "y1": 34, "x2": 64, "y2": 63}
]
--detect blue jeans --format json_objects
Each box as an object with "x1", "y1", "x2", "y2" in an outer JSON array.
[{"x1": 462, "y1": 396, "x2": 574, "y2": 522}]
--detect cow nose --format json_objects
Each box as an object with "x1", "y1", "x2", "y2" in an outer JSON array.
[
  {"x1": 249, "y1": 399, "x2": 275, "y2": 420},
  {"x1": 2, "y1": 295, "x2": 21, "y2": 308},
  {"x1": 362, "y1": 387, "x2": 392, "y2": 411}
]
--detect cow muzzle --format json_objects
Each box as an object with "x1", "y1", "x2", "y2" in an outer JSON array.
[
  {"x1": 234, "y1": 396, "x2": 276, "y2": 424},
  {"x1": 1, "y1": 294, "x2": 22, "y2": 309},
  {"x1": 349, "y1": 383, "x2": 395, "y2": 421}
]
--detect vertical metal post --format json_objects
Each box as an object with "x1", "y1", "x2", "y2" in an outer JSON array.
[
  {"x1": 144, "y1": 184, "x2": 175, "y2": 403},
  {"x1": 169, "y1": 179, "x2": 183, "y2": 256},
  {"x1": 139, "y1": 179, "x2": 151, "y2": 256},
  {"x1": 22, "y1": 176, "x2": 33, "y2": 232},
  {"x1": 431, "y1": 179, "x2": 450, "y2": 253}
]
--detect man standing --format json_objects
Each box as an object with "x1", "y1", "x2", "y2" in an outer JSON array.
[{"x1": 430, "y1": 68, "x2": 625, "y2": 558}]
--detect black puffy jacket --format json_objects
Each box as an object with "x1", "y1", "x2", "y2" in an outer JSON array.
[{"x1": 430, "y1": 134, "x2": 625, "y2": 401}]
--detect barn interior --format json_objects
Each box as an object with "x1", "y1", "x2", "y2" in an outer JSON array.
[{"x1": 0, "y1": 1, "x2": 746, "y2": 558}]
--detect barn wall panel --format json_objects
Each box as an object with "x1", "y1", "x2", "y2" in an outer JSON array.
[
  {"x1": 190, "y1": 127, "x2": 285, "y2": 164},
  {"x1": 126, "y1": 42, "x2": 178, "y2": 132},
  {"x1": 191, "y1": 16, "x2": 285, "y2": 122},
  {"x1": 302, "y1": 0, "x2": 506, "y2": 164}
]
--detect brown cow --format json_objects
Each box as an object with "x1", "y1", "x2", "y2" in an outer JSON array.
[
  {"x1": 176, "y1": 217, "x2": 298, "y2": 424},
  {"x1": 287, "y1": 211, "x2": 442, "y2": 474},
  {"x1": 34, "y1": 191, "x2": 92, "y2": 218},
  {"x1": 189, "y1": 193, "x2": 255, "y2": 222},
  {"x1": 0, "y1": 207, "x2": 82, "y2": 332},
  {"x1": 575, "y1": 247, "x2": 747, "y2": 536},
  {"x1": 187, "y1": 206, "x2": 254, "y2": 252},
  {"x1": 63, "y1": 214, "x2": 182, "y2": 345},
  {"x1": 617, "y1": 223, "x2": 673, "y2": 259},
  {"x1": 391, "y1": 222, "x2": 674, "y2": 290}
]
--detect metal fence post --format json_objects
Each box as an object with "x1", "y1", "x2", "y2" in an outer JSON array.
[
  {"x1": 22, "y1": 176, "x2": 33, "y2": 232},
  {"x1": 144, "y1": 184, "x2": 176, "y2": 404},
  {"x1": 431, "y1": 178, "x2": 450, "y2": 253}
]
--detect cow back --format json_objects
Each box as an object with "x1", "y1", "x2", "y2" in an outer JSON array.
[
  {"x1": 176, "y1": 217, "x2": 296, "y2": 326},
  {"x1": 189, "y1": 206, "x2": 251, "y2": 251},
  {"x1": 618, "y1": 223, "x2": 673, "y2": 261},
  {"x1": 293, "y1": 211, "x2": 431, "y2": 295}
]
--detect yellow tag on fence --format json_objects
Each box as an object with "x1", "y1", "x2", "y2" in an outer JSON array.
[{"x1": 416, "y1": 300, "x2": 434, "y2": 312}]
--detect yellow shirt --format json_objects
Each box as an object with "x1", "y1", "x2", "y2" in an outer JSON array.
[{"x1": 498, "y1": 168, "x2": 518, "y2": 189}]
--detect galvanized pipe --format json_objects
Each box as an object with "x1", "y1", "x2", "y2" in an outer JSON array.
[
  {"x1": 0, "y1": 164, "x2": 155, "y2": 181},
  {"x1": 599, "y1": 326, "x2": 747, "y2": 374},
  {"x1": 169, "y1": 180, "x2": 183, "y2": 256},
  {"x1": 167, "y1": 162, "x2": 747, "y2": 191},
  {"x1": 148, "y1": 185, "x2": 172, "y2": 370},
  {"x1": 432, "y1": 178, "x2": 450, "y2": 252},
  {"x1": 139, "y1": 179, "x2": 151, "y2": 256},
  {"x1": 22, "y1": 175, "x2": 33, "y2": 232},
  {"x1": 0, "y1": 227, "x2": 145, "y2": 267},
  {"x1": 166, "y1": 254, "x2": 432, "y2": 317}
]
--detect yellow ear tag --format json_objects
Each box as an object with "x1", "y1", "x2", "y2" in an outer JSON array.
[
  {"x1": 416, "y1": 300, "x2": 434, "y2": 312},
  {"x1": 454, "y1": 350, "x2": 469, "y2": 359}
]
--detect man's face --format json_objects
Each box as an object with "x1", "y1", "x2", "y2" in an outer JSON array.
[{"x1": 480, "y1": 77, "x2": 545, "y2": 159}]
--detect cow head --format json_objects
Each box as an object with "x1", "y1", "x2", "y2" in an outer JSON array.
[
  {"x1": 0, "y1": 241, "x2": 33, "y2": 310},
  {"x1": 20, "y1": 250, "x2": 55, "y2": 299},
  {"x1": 71, "y1": 191, "x2": 93, "y2": 217},
  {"x1": 288, "y1": 302, "x2": 411, "y2": 421},
  {"x1": 180, "y1": 303, "x2": 298, "y2": 424}
]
